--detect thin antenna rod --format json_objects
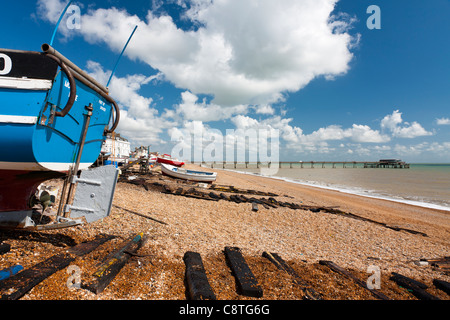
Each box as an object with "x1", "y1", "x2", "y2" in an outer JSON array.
[
  {"x1": 106, "y1": 25, "x2": 138, "y2": 88},
  {"x1": 50, "y1": 1, "x2": 73, "y2": 46}
]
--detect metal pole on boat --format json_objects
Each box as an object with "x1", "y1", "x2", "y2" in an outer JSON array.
[
  {"x1": 57, "y1": 104, "x2": 94, "y2": 218},
  {"x1": 106, "y1": 25, "x2": 138, "y2": 88},
  {"x1": 50, "y1": 1, "x2": 73, "y2": 46}
]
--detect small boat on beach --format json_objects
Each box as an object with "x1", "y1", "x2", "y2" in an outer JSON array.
[
  {"x1": 157, "y1": 154, "x2": 185, "y2": 167},
  {"x1": 161, "y1": 163, "x2": 217, "y2": 182}
]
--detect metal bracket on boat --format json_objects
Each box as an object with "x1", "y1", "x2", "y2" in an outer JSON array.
[
  {"x1": 41, "y1": 43, "x2": 120, "y2": 134},
  {"x1": 0, "y1": 210, "x2": 83, "y2": 231},
  {"x1": 43, "y1": 53, "x2": 77, "y2": 118},
  {"x1": 34, "y1": 216, "x2": 84, "y2": 231}
]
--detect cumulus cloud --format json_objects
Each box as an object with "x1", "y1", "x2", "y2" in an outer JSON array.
[
  {"x1": 230, "y1": 115, "x2": 389, "y2": 153},
  {"x1": 38, "y1": 0, "x2": 356, "y2": 108},
  {"x1": 436, "y1": 118, "x2": 450, "y2": 125},
  {"x1": 86, "y1": 61, "x2": 175, "y2": 146},
  {"x1": 37, "y1": 0, "x2": 67, "y2": 24},
  {"x1": 175, "y1": 91, "x2": 247, "y2": 122},
  {"x1": 381, "y1": 110, "x2": 432, "y2": 138},
  {"x1": 37, "y1": 1, "x2": 446, "y2": 161}
]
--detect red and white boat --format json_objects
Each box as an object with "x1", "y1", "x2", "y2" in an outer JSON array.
[{"x1": 156, "y1": 154, "x2": 185, "y2": 167}]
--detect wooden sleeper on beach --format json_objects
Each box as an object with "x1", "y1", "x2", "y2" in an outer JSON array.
[
  {"x1": 224, "y1": 246, "x2": 263, "y2": 298},
  {"x1": 0, "y1": 234, "x2": 115, "y2": 300},
  {"x1": 390, "y1": 272, "x2": 440, "y2": 300},
  {"x1": 263, "y1": 251, "x2": 322, "y2": 300},
  {"x1": 84, "y1": 233, "x2": 145, "y2": 294},
  {"x1": 183, "y1": 251, "x2": 216, "y2": 300},
  {"x1": 319, "y1": 260, "x2": 391, "y2": 300}
]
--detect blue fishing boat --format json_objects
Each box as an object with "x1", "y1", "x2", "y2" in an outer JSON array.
[
  {"x1": 0, "y1": 4, "x2": 140, "y2": 230},
  {"x1": 0, "y1": 44, "x2": 120, "y2": 228}
]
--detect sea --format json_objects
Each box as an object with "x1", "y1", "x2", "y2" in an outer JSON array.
[{"x1": 220, "y1": 163, "x2": 450, "y2": 212}]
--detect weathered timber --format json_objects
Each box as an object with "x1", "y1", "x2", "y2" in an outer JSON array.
[
  {"x1": 229, "y1": 195, "x2": 241, "y2": 203},
  {"x1": 224, "y1": 247, "x2": 263, "y2": 298},
  {"x1": 390, "y1": 272, "x2": 440, "y2": 300},
  {"x1": 68, "y1": 234, "x2": 117, "y2": 257},
  {"x1": 1, "y1": 253, "x2": 73, "y2": 300},
  {"x1": 427, "y1": 256, "x2": 450, "y2": 272},
  {"x1": 433, "y1": 279, "x2": 450, "y2": 295},
  {"x1": 209, "y1": 184, "x2": 278, "y2": 197},
  {"x1": 153, "y1": 181, "x2": 428, "y2": 236},
  {"x1": 391, "y1": 272, "x2": 428, "y2": 289},
  {"x1": 319, "y1": 260, "x2": 391, "y2": 300},
  {"x1": 323, "y1": 210, "x2": 428, "y2": 237},
  {"x1": 183, "y1": 251, "x2": 216, "y2": 300},
  {"x1": 113, "y1": 205, "x2": 168, "y2": 225},
  {"x1": 85, "y1": 233, "x2": 145, "y2": 294},
  {"x1": 0, "y1": 234, "x2": 115, "y2": 300},
  {"x1": 262, "y1": 252, "x2": 322, "y2": 300},
  {"x1": 219, "y1": 193, "x2": 230, "y2": 201},
  {"x1": 163, "y1": 186, "x2": 219, "y2": 201},
  {"x1": 0, "y1": 243, "x2": 11, "y2": 255},
  {"x1": 208, "y1": 192, "x2": 221, "y2": 200}
]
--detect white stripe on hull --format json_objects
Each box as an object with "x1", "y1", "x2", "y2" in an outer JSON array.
[
  {"x1": 0, "y1": 115, "x2": 38, "y2": 124},
  {"x1": 0, "y1": 76, "x2": 52, "y2": 90},
  {"x1": 0, "y1": 161, "x2": 92, "y2": 172}
]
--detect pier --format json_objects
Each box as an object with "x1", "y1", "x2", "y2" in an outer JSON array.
[{"x1": 196, "y1": 159, "x2": 410, "y2": 169}]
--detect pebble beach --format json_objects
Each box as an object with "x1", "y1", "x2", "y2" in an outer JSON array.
[{"x1": 1, "y1": 164, "x2": 449, "y2": 300}]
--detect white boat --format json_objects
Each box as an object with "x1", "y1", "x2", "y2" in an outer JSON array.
[{"x1": 161, "y1": 163, "x2": 217, "y2": 182}]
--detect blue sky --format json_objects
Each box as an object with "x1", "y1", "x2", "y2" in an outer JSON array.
[{"x1": 2, "y1": 0, "x2": 449, "y2": 162}]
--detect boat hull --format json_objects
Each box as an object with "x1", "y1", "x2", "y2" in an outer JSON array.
[
  {"x1": 157, "y1": 157, "x2": 185, "y2": 167},
  {"x1": 0, "y1": 169, "x2": 64, "y2": 212},
  {"x1": 161, "y1": 163, "x2": 217, "y2": 182},
  {"x1": 0, "y1": 49, "x2": 114, "y2": 213}
]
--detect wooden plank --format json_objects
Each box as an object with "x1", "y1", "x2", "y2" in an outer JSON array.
[
  {"x1": 262, "y1": 252, "x2": 322, "y2": 300},
  {"x1": 433, "y1": 279, "x2": 450, "y2": 295},
  {"x1": 224, "y1": 247, "x2": 263, "y2": 298},
  {"x1": 113, "y1": 205, "x2": 168, "y2": 225},
  {"x1": 209, "y1": 185, "x2": 278, "y2": 197},
  {"x1": 85, "y1": 233, "x2": 145, "y2": 294},
  {"x1": 391, "y1": 272, "x2": 428, "y2": 289},
  {"x1": 0, "y1": 243, "x2": 11, "y2": 255},
  {"x1": 183, "y1": 251, "x2": 216, "y2": 300},
  {"x1": 0, "y1": 234, "x2": 114, "y2": 300},
  {"x1": 428, "y1": 257, "x2": 450, "y2": 271},
  {"x1": 1, "y1": 253, "x2": 73, "y2": 300},
  {"x1": 68, "y1": 234, "x2": 116, "y2": 256},
  {"x1": 319, "y1": 260, "x2": 391, "y2": 300},
  {"x1": 390, "y1": 273, "x2": 440, "y2": 300}
]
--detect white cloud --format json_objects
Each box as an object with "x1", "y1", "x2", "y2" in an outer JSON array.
[
  {"x1": 230, "y1": 115, "x2": 389, "y2": 152},
  {"x1": 381, "y1": 110, "x2": 432, "y2": 138},
  {"x1": 38, "y1": 0, "x2": 356, "y2": 108},
  {"x1": 37, "y1": 0, "x2": 67, "y2": 24},
  {"x1": 86, "y1": 61, "x2": 175, "y2": 146},
  {"x1": 436, "y1": 118, "x2": 450, "y2": 125},
  {"x1": 254, "y1": 104, "x2": 275, "y2": 115},
  {"x1": 175, "y1": 91, "x2": 247, "y2": 122}
]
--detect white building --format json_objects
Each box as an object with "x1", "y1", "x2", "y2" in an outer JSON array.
[
  {"x1": 133, "y1": 146, "x2": 150, "y2": 158},
  {"x1": 101, "y1": 133, "x2": 131, "y2": 159}
]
